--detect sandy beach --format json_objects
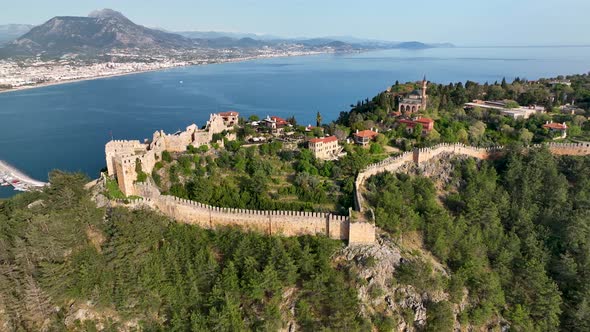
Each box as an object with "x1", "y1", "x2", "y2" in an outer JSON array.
[
  {"x1": 0, "y1": 66, "x2": 186, "y2": 95},
  {"x1": 0, "y1": 51, "x2": 331, "y2": 96}
]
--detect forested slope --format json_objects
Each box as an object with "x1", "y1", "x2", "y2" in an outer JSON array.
[
  {"x1": 1, "y1": 147, "x2": 589, "y2": 331},
  {"x1": 365, "y1": 147, "x2": 590, "y2": 331},
  {"x1": 0, "y1": 172, "x2": 365, "y2": 331}
]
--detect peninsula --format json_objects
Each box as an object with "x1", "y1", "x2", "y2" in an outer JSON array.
[{"x1": 1, "y1": 73, "x2": 590, "y2": 331}]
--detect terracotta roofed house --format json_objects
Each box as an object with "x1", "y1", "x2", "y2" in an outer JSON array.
[
  {"x1": 262, "y1": 115, "x2": 289, "y2": 133},
  {"x1": 308, "y1": 135, "x2": 343, "y2": 160},
  {"x1": 543, "y1": 121, "x2": 568, "y2": 139},
  {"x1": 353, "y1": 129, "x2": 379, "y2": 146},
  {"x1": 398, "y1": 117, "x2": 435, "y2": 135}
]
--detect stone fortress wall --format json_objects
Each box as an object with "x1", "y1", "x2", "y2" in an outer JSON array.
[
  {"x1": 112, "y1": 182, "x2": 374, "y2": 244},
  {"x1": 353, "y1": 142, "x2": 590, "y2": 212},
  {"x1": 105, "y1": 113, "x2": 377, "y2": 245},
  {"x1": 105, "y1": 114, "x2": 231, "y2": 196},
  {"x1": 105, "y1": 114, "x2": 589, "y2": 246}
]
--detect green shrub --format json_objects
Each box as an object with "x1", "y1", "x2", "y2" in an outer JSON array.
[{"x1": 162, "y1": 150, "x2": 172, "y2": 163}]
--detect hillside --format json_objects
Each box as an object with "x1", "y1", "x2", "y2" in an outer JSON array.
[
  {"x1": 0, "y1": 24, "x2": 33, "y2": 45},
  {"x1": 1, "y1": 146, "x2": 589, "y2": 331},
  {"x1": 2, "y1": 9, "x2": 193, "y2": 56}
]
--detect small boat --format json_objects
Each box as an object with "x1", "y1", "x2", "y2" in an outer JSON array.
[{"x1": 179, "y1": 80, "x2": 184, "y2": 84}]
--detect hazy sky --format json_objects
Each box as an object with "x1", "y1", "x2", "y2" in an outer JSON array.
[{"x1": 1, "y1": 0, "x2": 589, "y2": 45}]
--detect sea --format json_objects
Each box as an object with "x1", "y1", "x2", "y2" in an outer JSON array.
[{"x1": 1, "y1": 46, "x2": 590, "y2": 197}]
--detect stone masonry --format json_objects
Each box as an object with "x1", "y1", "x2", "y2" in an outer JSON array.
[
  {"x1": 354, "y1": 142, "x2": 590, "y2": 212},
  {"x1": 106, "y1": 129, "x2": 589, "y2": 246},
  {"x1": 113, "y1": 182, "x2": 374, "y2": 244},
  {"x1": 105, "y1": 113, "x2": 234, "y2": 196}
]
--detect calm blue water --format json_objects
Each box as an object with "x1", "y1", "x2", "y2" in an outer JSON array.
[{"x1": 1, "y1": 47, "x2": 590, "y2": 197}]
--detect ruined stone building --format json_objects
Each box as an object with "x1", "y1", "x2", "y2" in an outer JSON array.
[
  {"x1": 105, "y1": 113, "x2": 238, "y2": 196},
  {"x1": 219, "y1": 111, "x2": 239, "y2": 126}
]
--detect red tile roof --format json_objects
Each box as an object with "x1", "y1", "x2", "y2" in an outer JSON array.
[
  {"x1": 415, "y1": 117, "x2": 434, "y2": 125},
  {"x1": 219, "y1": 111, "x2": 239, "y2": 117},
  {"x1": 309, "y1": 136, "x2": 338, "y2": 144},
  {"x1": 398, "y1": 117, "x2": 434, "y2": 130},
  {"x1": 543, "y1": 122, "x2": 567, "y2": 130},
  {"x1": 270, "y1": 116, "x2": 288, "y2": 125},
  {"x1": 354, "y1": 130, "x2": 379, "y2": 138},
  {"x1": 398, "y1": 119, "x2": 417, "y2": 127}
]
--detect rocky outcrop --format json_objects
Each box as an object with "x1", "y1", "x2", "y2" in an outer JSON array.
[
  {"x1": 62, "y1": 301, "x2": 140, "y2": 331},
  {"x1": 397, "y1": 152, "x2": 476, "y2": 194},
  {"x1": 338, "y1": 236, "x2": 452, "y2": 331}
]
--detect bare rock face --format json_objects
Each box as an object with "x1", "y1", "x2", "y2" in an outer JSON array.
[
  {"x1": 27, "y1": 199, "x2": 45, "y2": 209},
  {"x1": 343, "y1": 238, "x2": 403, "y2": 286},
  {"x1": 63, "y1": 301, "x2": 140, "y2": 331},
  {"x1": 0, "y1": 301, "x2": 11, "y2": 332},
  {"x1": 397, "y1": 153, "x2": 477, "y2": 195},
  {"x1": 339, "y1": 237, "x2": 432, "y2": 331},
  {"x1": 339, "y1": 236, "x2": 461, "y2": 331},
  {"x1": 93, "y1": 193, "x2": 109, "y2": 208}
]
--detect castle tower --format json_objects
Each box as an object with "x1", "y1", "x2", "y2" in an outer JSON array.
[{"x1": 421, "y1": 75, "x2": 428, "y2": 109}]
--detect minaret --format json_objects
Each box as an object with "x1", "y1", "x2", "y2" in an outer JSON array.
[{"x1": 421, "y1": 75, "x2": 428, "y2": 109}]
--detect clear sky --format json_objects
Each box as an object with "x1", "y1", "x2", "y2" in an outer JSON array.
[{"x1": 1, "y1": 0, "x2": 589, "y2": 46}]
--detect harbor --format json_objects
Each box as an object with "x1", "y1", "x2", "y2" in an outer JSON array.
[{"x1": 0, "y1": 160, "x2": 47, "y2": 192}]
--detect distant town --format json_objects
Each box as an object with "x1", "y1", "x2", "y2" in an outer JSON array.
[
  {"x1": 0, "y1": 8, "x2": 453, "y2": 93},
  {"x1": 0, "y1": 47, "x2": 336, "y2": 92}
]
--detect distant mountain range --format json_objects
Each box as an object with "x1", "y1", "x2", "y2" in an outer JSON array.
[
  {"x1": 175, "y1": 31, "x2": 454, "y2": 50},
  {"x1": 175, "y1": 30, "x2": 281, "y2": 41},
  {"x1": 0, "y1": 24, "x2": 33, "y2": 45},
  {"x1": 1, "y1": 9, "x2": 194, "y2": 56},
  {"x1": 0, "y1": 9, "x2": 454, "y2": 58}
]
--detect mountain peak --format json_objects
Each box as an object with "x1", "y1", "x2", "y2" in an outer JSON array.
[
  {"x1": 88, "y1": 8, "x2": 128, "y2": 21},
  {"x1": 2, "y1": 9, "x2": 193, "y2": 56}
]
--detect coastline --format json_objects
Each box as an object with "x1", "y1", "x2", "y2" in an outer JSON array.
[
  {"x1": 0, "y1": 67, "x2": 172, "y2": 95},
  {"x1": 0, "y1": 50, "x2": 337, "y2": 95}
]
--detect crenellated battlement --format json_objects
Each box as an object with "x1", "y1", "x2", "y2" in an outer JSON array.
[
  {"x1": 108, "y1": 181, "x2": 369, "y2": 244},
  {"x1": 108, "y1": 139, "x2": 590, "y2": 246},
  {"x1": 353, "y1": 142, "x2": 590, "y2": 212},
  {"x1": 105, "y1": 113, "x2": 239, "y2": 196},
  {"x1": 106, "y1": 139, "x2": 144, "y2": 145},
  {"x1": 158, "y1": 189, "x2": 347, "y2": 221}
]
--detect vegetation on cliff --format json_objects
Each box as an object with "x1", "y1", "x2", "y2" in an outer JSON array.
[
  {"x1": 2, "y1": 148, "x2": 588, "y2": 331},
  {"x1": 0, "y1": 171, "x2": 371, "y2": 331},
  {"x1": 365, "y1": 148, "x2": 590, "y2": 331},
  {"x1": 154, "y1": 139, "x2": 389, "y2": 214}
]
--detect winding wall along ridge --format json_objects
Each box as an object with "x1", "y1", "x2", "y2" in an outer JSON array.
[
  {"x1": 113, "y1": 181, "x2": 376, "y2": 245},
  {"x1": 353, "y1": 142, "x2": 590, "y2": 212},
  {"x1": 110, "y1": 142, "x2": 590, "y2": 245}
]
